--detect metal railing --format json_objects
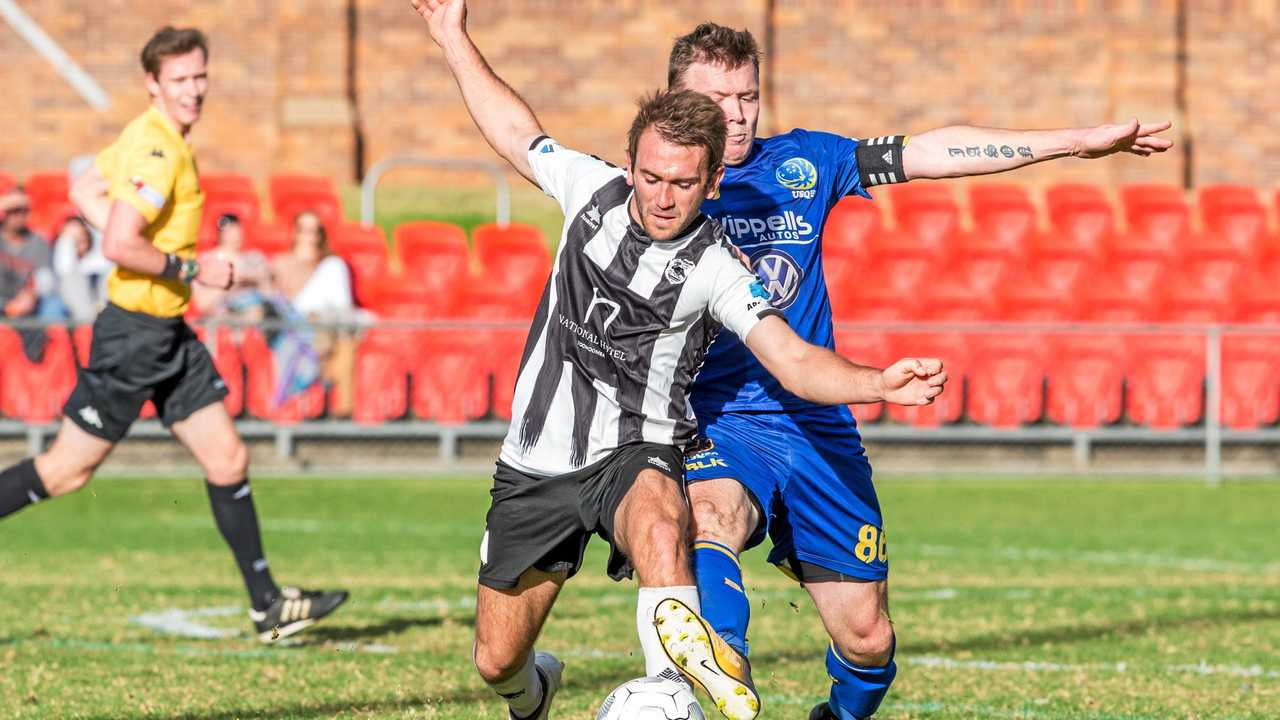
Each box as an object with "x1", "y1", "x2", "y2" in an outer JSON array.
[{"x1": 360, "y1": 155, "x2": 511, "y2": 227}]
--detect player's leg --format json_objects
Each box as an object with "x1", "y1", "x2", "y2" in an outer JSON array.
[
  {"x1": 606, "y1": 447, "x2": 759, "y2": 720},
  {"x1": 770, "y1": 407, "x2": 895, "y2": 720},
  {"x1": 805, "y1": 579, "x2": 895, "y2": 720},
  {"x1": 474, "y1": 569, "x2": 567, "y2": 720},
  {"x1": 0, "y1": 418, "x2": 115, "y2": 517}
]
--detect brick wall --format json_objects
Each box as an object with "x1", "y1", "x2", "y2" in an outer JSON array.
[{"x1": 1, "y1": 1, "x2": 1276, "y2": 192}]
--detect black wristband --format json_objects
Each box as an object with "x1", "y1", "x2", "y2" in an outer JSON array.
[
  {"x1": 160, "y1": 253, "x2": 183, "y2": 279},
  {"x1": 855, "y1": 135, "x2": 908, "y2": 186}
]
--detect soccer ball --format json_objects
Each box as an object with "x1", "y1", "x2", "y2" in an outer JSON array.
[{"x1": 596, "y1": 676, "x2": 706, "y2": 720}]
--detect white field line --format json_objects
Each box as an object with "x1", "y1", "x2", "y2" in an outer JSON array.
[
  {"x1": 917, "y1": 544, "x2": 1280, "y2": 574},
  {"x1": 127, "y1": 605, "x2": 397, "y2": 653}
]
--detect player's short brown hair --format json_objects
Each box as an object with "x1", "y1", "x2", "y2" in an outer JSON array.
[
  {"x1": 141, "y1": 26, "x2": 208, "y2": 77},
  {"x1": 627, "y1": 90, "x2": 727, "y2": 177},
  {"x1": 668, "y1": 22, "x2": 761, "y2": 88}
]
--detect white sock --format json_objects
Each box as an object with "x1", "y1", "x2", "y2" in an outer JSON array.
[
  {"x1": 637, "y1": 585, "x2": 701, "y2": 677},
  {"x1": 484, "y1": 649, "x2": 544, "y2": 718}
]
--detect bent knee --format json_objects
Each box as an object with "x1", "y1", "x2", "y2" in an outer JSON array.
[
  {"x1": 205, "y1": 439, "x2": 249, "y2": 486},
  {"x1": 473, "y1": 641, "x2": 525, "y2": 684},
  {"x1": 833, "y1": 614, "x2": 895, "y2": 667},
  {"x1": 689, "y1": 482, "x2": 755, "y2": 547},
  {"x1": 35, "y1": 454, "x2": 98, "y2": 497}
]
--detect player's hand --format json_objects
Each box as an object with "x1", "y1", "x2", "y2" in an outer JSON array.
[
  {"x1": 409, "y1": 0, "x2": 467, "y2": 47},
  {"x1": 879, "y1": 357, "x2": 947, "y2": 406},
  {"x1": 195, "y1": 256, "x2": 235, "y2": 290},
  {"x1": 1073, "y1": 119, "x2": 1174, "y2": 158}
]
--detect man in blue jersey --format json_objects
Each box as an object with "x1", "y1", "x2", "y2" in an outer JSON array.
[{"x1": 659, "y1": 23, "x2": 1174, "y2": 720}]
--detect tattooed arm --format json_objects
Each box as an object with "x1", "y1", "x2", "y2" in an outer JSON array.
[{"x1": 901, "y1": 119, "x2": 1173, "y2": 180}]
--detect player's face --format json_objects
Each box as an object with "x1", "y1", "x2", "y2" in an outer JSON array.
[
  {"x1": 217, "y1": 223, "x2": 244, "y2": 253},
  {"x1": 145, "y1": 48, "x2": 209, "y2": 133},
  {"x1": 626, "y1": 127, "x2": 723, "y2": 242},
  {"x1": 676, "y1": 61, "x2": 760, "y2": 167}
]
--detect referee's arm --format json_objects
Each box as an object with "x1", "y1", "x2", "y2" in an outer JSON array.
[{"x1": 412, "y1": 0, "x2": 544, "y2": 184}]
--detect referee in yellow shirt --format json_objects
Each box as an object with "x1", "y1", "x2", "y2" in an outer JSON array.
[{"x1": 0, "y1": 27, "x2": 346, "y2": 642}]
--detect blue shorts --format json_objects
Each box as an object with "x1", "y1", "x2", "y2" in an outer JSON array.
[{"x1": 684, "y1": 405, "x2": 887, "y2": 581}]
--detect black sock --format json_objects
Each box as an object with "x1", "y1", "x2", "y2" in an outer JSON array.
[
  {"x1": 206, "y1": 479, "x2": 281, "y2": 611},
  {"x1": 0, "y1": 458, "x2": 49, "y2": 518}
]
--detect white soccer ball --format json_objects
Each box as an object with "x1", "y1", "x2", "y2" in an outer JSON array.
[{"x1": 596, "y1": 676, "x2": 706, "y2": 720}]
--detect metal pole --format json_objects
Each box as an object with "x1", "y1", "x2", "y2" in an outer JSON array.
[
  {"x1": 1205, "y1": 326, "x2": 1222, "y2": 486},
  {"x1": 360, "y1": 155, "x2": 510, "y2": 228},
  {"x1": 0, "y1": 0, "x2": 110, "y2": 110}
]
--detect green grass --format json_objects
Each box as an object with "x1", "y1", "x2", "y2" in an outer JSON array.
[{"x1": 2, "y1": 477, "x2": 1277, "y2": 719}]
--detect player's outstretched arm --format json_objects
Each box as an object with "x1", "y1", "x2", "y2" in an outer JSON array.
[
  {"x1": 901, "y1": 119, "x2": 1173, "y2": 180},
  {"x1": 743, "y1": 316, "x2": 948, "y2": 406},
  {"x1": 410, "y1": 0, "x2": 544, "y2": 183}
]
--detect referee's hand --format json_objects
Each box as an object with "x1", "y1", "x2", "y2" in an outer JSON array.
[{"x1": 195, "y1": 257, "x2": 235, "y2": 290}]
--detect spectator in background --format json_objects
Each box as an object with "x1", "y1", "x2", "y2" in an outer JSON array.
[
  {"x1": 271, "y1": 210, "x2": 366, "y2": 418},
  {"x1": 191, "y1": 213, "x2": 271, "y2": 323},
  {"x1": 53, "y1": 216, "x2": 114, "y2": 324},
  {"x1": 0, "y1": 186, "x2": 62, "y2": 358}
]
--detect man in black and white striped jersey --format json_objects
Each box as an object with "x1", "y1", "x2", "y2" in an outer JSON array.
[{"x1": 410, "y1": 2, "x2": 948, "y2": 718}]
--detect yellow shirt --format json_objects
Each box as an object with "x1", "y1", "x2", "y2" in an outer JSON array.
[{"x1": 96, "y1": 106, "x2": 204, "y2": 317}]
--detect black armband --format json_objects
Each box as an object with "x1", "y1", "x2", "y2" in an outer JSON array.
[
  {"x1": 160, "y1": 253, "x2": 183, "y2": 279},
  {"x1": 856, "y1": 135, "x2": 908, "y2": 186}
]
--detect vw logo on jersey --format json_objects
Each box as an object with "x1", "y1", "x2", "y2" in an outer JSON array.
[
  {"x1": 775, "y1": 157, "x2": 818, "y2": 192},
  {"x1": 753, "y1": 252, "x2": 804, "y2": 309}
]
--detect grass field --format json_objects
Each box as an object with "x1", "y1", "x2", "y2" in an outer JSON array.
[{"x1": 2, "y1": 476, "x2": 1277, "y2": 719}]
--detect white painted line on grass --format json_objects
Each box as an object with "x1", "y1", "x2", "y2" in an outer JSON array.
[
  {"x1": 130, "y1": 606, "x2": 243, "y2": 639},
  {"x1": 918, "y1": 544, "x2": 1280, "y2": 574},
  {"x1": 907, "y1": 655, "x2": 1280, "y2": 679}
]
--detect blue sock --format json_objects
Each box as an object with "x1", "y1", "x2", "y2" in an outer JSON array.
[
  {"x1": 826, "y1": 638, "x2": 896, "y2": 720},
  {"x1": 692, "y1": 540, "x2": 750, "y2": 656}
]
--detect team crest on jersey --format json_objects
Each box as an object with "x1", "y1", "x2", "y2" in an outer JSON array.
[
  {"x1": 753, "y1": 252, "x2": 804, "y2": 309},
  {"x1": 664, "y1": 257, "x2": 695, "y2": 285},
  {"x1": 776, "y1": 157, "x2": 818, "y2": 199}
]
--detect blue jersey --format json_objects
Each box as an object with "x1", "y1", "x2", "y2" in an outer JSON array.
[{"x1": 691, "y1": 128, "x2": 871, "y2": 414}]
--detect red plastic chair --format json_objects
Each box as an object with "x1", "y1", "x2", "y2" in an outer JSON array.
[
  {"x1": 483, "y1": 320, "x2": 533, "y2": 422},
  {"x1": 331, "y1": 222, "x2": 388, "y2": 255},
  {"x1": 24, "y1": 171, "x2": 76, "y2": 240},
  {"x1": 351, "y1": 330, "x2": 409, "y2": 425},
  {"x1": 995, "y1": 269, "x2": 1079, "y2": 322},
  {"x1": 394, "y1": 221, "x2": 470, "y2": 314},
  {"x1": 342, "y1": 245, "x2": 392, "y2": 311},
  {"x1": 825, "y1": 197, "x2": 885, "y2": 257},
  {"x1": 968, "y1": 183, "x2": 1038, "y2": 257},
  {"x1": 917, "y1": 278, "x2": 999, "y2": 322},
  {"x1": 1221, "y1": 335, "x2": 1280, "y2": 429},
  {"x1": 1236, "y1": 262, "x2": 1280, "y2": 323},
  {"x1": 193, "y1": 325, "x2": 245, "y2": 419},
  {"x1": 966, "y1": 334, "x2": 1048, "y2": 428},
  {"x1": 268, "y1": 174, "x2": 342, "y2": 231},
  {"x1": 834, "y1": 331, "x2": 893, "y2": 424},
  {"x1": 1077, "y1": 269, "x2": 1159, "y2": 323},
  {"x1": 0, "y1": 326, "x2": 77, "y2": 422},
  {"x1": 1041, "y1": 183, "x2": 1115, "y2": 261},
  {"x1": 199, "y1": 173, "x2": 262, "y2": 249},
  {"x1": 829, "y1": 269, "x2": 922, "y2": 322},
  {"x1": 883, "y1": 184, "x2": 961, "y2": 262},
  {"x1": 242, "y1": 223, "x2": 291, "y2": 256},
  {"x1": 1195, "y1": 184, "x2": 1270, "y2": 262},
  {"x1": 472, "y1": 222, "x2": 551, "y2": 314},
  {"x1": 240, "y1": 328, "x2": 326, "y2": 423},
  {"x1": 1124, "y1": 334, "x2": 1205, "y2": 430},
  {"x1": 1119, "y1": 183, "x2": 1192, "y2": 256},
  {"x1": 1044, "y1": 334, "x2": 1126, "y2": 428},
  {"x1": 410, "y1": 328, "x2": 491, "y2": 424},
  {"x1": 885, "y1": 332, "x2": 969, "y2": 427},
  {"x1": 1156, "y1": 268, "x2": 1240, "y2": 324}
]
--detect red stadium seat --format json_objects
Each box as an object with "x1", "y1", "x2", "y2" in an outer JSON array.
[
  {"x1": 834, "y1": 331, "x2": 893, "y2": 424},
  {"x1": 1221, "y1": 335, "x2": 1280, "y2": 429},
  {"x1": 1195, "y1": 184, "x2": 1271, "y2": 262},
  {"x1": 199, "y1": 172, "x2": 262, "y2": 249},
  {"x1": 966, "y1": 334, "x2": 1048, "y2": 428},
  {"x1": 968, "y1": 183, "x2": 1038, "y2": 256},
  {"x1": 241, "y1": 328, "x2": 326, "y2": 423},
  {"x1": 1237, "y1": 262, "x2": 1280, "y2": 323},
  {"x1": 410, "y1": 328, "x2": 490, "y2": 424},
  {"x1": 829, "y1": 269, "x2": 921, "y2": 322},
  {"x1": 823, "y1": 247, "x2": 862, "y2": 321},
  {"x1": 24, "y1": 171, "x2": 76, "y2": 240},
  {"x1": 917, "y1": 278, "x2": 998, "y2": 322},
  {"x1": 825, "y1": 197, "x2": 885, "y2": 256},
  {"x1": 0, "y1": 326, "x2": 77, "y2": 423},
  {"x1": 1045, "y1": 334, "x2": 1126, "y2": 428},
  {"x1": 1124, "y1": 334, "x2": 1205, "y2": 429},
  {"x1": 1156, "y1": 268, "x2": 1240, "y2": 323},
  {"x1": 343, "y1": 245, "x2": 392, "y2": 310},
  {"x1": 1077, "y1": 269, "x2": 1159, "y2": 323},
  {"x1": 1119, "y1": 183, "x2": 1192, "y2": 256},
  {"x1": 393, "y1": 221, "x2": 470, "y2": 315},
  {"x1": 332, "y1": 222, "x2": 388, "y2": 255},
  {"x1": 484, "y1": 323, "x2": 532, "y2": 422},
  {"x1": 883, "y1": 184, "x2": 961, "y2": 261},
  {"x1": 351, "y1": 330, "x2": 409, "y2": 425},
  {"x1": 996, "y1": 268, "x2": 1079, "y2": 322},
  {"x1": 268, "y1": 174, "x2": 342, "y2": 231},
  {"x1": 242, "y1": 223, "x2": 291, "y2": 256},
  {"x1": 472, "y1": 222, "x2": 551, "y2": 316},
  {"x1": 1042, "y1": 183, "x2": 1115, "y2": 260},
  {"x1": 885, "y1": 332, "x2": 969, "y2": 427}
]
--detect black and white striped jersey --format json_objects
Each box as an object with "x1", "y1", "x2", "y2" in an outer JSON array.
[{"x1": 499, "y1": 136, "x2": 780, "y2": 477}]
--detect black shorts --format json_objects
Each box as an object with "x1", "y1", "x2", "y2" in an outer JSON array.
[
  {"x1": 63, "y1": 303, "x2": 228, "y2": 442},
  {"x1": 478, "y1": 443, "x2": 686, "y2": 589}
]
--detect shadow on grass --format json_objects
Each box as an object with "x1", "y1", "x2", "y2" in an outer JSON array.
[
  {"x1": 754, "y1": 605, "x2": 1280, "y2": 664},
  {"x1": 286, "y1": 613, "x2": 475, "y2": 645}
]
